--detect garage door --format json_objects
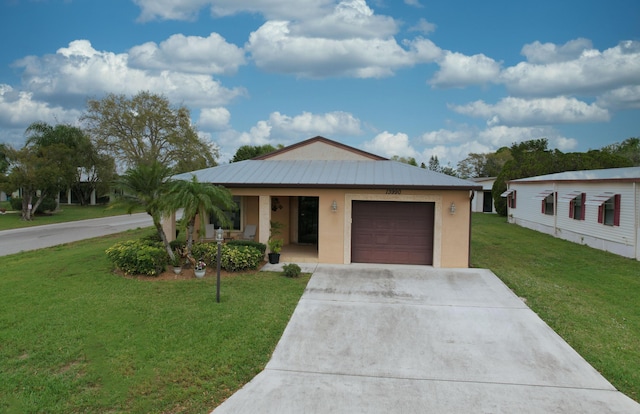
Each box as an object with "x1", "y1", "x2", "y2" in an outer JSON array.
[{"x1": 351, "y1": 201, "x2": 434, "y2": 265}]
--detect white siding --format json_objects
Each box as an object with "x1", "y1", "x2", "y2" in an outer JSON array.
[
  {"x1": 509, "y1": 183, "x2": 556, "y2": 236},
  {"x1": 507, "y1": 181, "x2": 639, "y2": 260}
]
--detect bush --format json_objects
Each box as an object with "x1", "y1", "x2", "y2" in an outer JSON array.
[
  {"x1": 105, "y1": 239, "x2": 166, "y2": 276},
  {"x1": 282, "y1": 263, "x2": 302, "y2": 278},
  {"x1": 227, "y1": 239, "x2": 266, "y2": 255},
  {"x1": 220, "y1": 245, "x2": 263, "y2": 272},
  {"x1": 191, "y1": 242, "x2": 218, "y2": 267},
  {"x1": 9, "y1": 197, "x2": 56, "y2": 213}
]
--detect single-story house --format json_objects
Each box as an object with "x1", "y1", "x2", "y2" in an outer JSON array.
[
  {"x1": 166, "y1": 137, "x2": 481, "y2": 268},
  {"x1": 469, "y1": 177, "x2": 496, "y2": 213},
  {"x1": 502, "y1": 166, "x2": 640, "y2": 260}
]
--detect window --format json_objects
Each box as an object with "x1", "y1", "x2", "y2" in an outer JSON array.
[
  {"x1": 569, "y1": 193, "x2": 586, "y2": 220},
  {"x1": 598, "y1": 194, "x2": 620, "y2": 226},
  {"x1": 541, "y1": 193, "x2": 554, "y2": 215},
  {"x1": 508, "y1": 190, "x2": 517, "y2": 209},
  {"x1": 210, "y1": 196, "x2": 241, "y2": 230}
]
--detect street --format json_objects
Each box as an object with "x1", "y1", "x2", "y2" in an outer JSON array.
[{"x1": 0, "y1": 213, "x2": 153, "y2": 257}]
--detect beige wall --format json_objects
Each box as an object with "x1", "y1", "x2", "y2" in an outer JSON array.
[
  {"x1": 265, "y1": 141, "x2": 375, "y2": 161},
  {"x1": 162, "y1": 187, "x2": 472, "y2": 267},
  {"x1": 229, "y1": 187, "x2": 472, "y2": 268}
]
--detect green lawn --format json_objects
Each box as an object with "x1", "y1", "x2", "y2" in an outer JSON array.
[
  {"x1": 471, "y1": 212, "x2": 640, "y2": 402},
  {"x1": 0, "y1": 228, "x2": 310, "y2": 413},
  {"x1": 0, "y1": 203, "x2": 142, "y2": 231}
]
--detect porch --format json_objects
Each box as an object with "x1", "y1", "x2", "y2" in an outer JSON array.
[{"x1": 278, "y1": 244, "x2": 319, "y2": 263}]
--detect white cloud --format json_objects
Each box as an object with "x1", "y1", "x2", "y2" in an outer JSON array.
[
  {"x1": 501, "y1": 40, "x2": 640, "y2": 97},
  {"x1": 198, "y1": 107, "x2": 231, "y2": 130},
  {"x1": 128, "y1": 33, "x2": 246, "y2": 75},
  {"x1": 451, "y1": 96, "x2": 610, "y2": 126},
  {"x1": 133, "y1": 0, "x2": 335, "y2": 22},
  {"x1": 417, "y1": 125, "x2": 577, "y2": 166},
  {"x1": 362, "y1": 131, "x2": 419, "y2": 158},
  {"x1": 521, "y1": 38, "x2": 593, "y2": 64},
  {"x1": 478, "y1": 125, "x2": 577, "y2": 151},
  {"x1": 294, "y1": 0, "x2": 398, "y2": 39},
  {"x1": 14, "y1": 40, "x2": 245, "y2": 107},
  {"x1": 0, "y1": 84, "x2": 81, "y2": 128},
  {"x1": 409, "y1": 18, "x2": 436, "y2": 34},
  {"x1": 404, "y1": 0, "x2": 423, "y2": 7},
  {"x1": 597, "y1": 85, "x2": 640, "y2": 110},
  {"x1": 430, "y1": 51, "x2": 501, "y2": 88},
  {"x1": 213, "y1": 110, "x2": 363, "y2": 159},
  {"x1": 247, "y1": 21, "x2": 440, "y2": 78},
  {"x1": 268, "y1": 111, "x2": 362, "y2": 137}
]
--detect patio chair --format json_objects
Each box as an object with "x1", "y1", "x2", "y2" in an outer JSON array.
[{"x1": 240, "y1": 224, "x2": 256, "y2": 241}]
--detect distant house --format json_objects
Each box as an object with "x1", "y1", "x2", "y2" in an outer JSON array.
[
  {"x1": 469, "y1": 177, "x2": 496, "y2": 213},
  {"x1": 166, "y1": 136, "x2": 481, "y2": 268},
  {"x1": 502, "y1": 167, "x2": 640, "y2": 260}
]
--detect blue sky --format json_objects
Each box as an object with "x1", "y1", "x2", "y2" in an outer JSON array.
[{"x1": 1, "y1": 0, "x2": 639, "y2": 167}]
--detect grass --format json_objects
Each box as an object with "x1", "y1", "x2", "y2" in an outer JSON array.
[
  {"x1": 0, "y1": 228, "x2": 310, "y2": 413},
  {"x1": 0, "y1": 202, "x2": 143, "y2": 231},
  {"x1": 471, "y1": 212, "x2": 640, "y2": 402}
]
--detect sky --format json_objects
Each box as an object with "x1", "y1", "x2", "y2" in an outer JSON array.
[{"x1": 1, "y1": 0, "x2": 639, "y2": 168}]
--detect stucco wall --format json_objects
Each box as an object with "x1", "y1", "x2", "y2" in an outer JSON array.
[
  {"x1": 265, "y1": 141, "x2": 375, "y2": 161},
  {"x1": 232, "y1": 187, "x2": 472, "y2": 268}
]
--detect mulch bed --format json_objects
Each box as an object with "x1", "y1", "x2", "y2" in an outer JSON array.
[{"x1": 118, "y1": 262, "x2": 267, "y2": 281}]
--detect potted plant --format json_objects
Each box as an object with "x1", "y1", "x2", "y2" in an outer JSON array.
[
  {"x1": 171, "y1": 255, "x2": 182, "y2": 275},
  {"x1": 194, "y1": 259, "x2": 206, "y2": 278},
  {"x1": 267, "y1": 220, "x2": 283, "y2": 264}
]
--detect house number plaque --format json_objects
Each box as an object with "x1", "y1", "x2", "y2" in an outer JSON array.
[{"x1": 385, "y1": 188, "x2": 402, "y2": 194}]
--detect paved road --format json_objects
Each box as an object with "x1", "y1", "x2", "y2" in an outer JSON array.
[
  {"x1": 0, "y1": 213, "x2": 153, "y2": 257},
  {"x1": 214, "y1": 264, "x2": 640, "y2": 413}
]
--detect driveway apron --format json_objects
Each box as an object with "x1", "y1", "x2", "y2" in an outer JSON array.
[{"x1": 212, "y1": 264, "x2": 640, "y2": 413}]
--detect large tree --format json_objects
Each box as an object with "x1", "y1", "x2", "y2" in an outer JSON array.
[
  {"x1": 82, "y1": 91, "x2": 217, "y2": 172},
  {"x1": 24, "y1": 121, "x2": 115, "y2": 206},
  {"x1": 457, "y1": 148, "x2": 512, "y2": 179},
  {"x1": 3, "y1": 144, "x2": 62, "y2": 220},
  {"x1": 601, "y1": 137, "x2": 640, "y2": 166},
  {"x1": 230, "y1": 144, "x2": 279, "y2": 162}
]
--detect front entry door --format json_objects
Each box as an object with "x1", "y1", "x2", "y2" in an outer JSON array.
[{"x1": 298, "y1": 197, "x2": 318, "y2": 244}]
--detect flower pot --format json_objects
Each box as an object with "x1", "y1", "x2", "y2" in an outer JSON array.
[
  {"x1": 173, "y1": 266, "x2": 182, "y2": 275},
  {"x1": 268, "y1": 253, "x2": 280, "y2": 264},
  {"x1": 194, "y1": 269, "x2": 206, "y2": 278}
]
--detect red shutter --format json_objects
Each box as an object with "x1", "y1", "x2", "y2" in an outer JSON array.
[
  {"x1": 598, "y1": 204, "x2": 604, "y2": 224},
  {"x1": 569, "y1": 200, "x2": 574, "y2": 218},
  {"x1": 614, "y1": 194, "x2": 621, "y2": 226},
  {"x1": 541, "y1": 200, "x2": 545, "y2": 214},
  {"x1": 580, "y1": 193, "x2": 586, "y2": 220},
  {"x1": 512, "y1": 190, "x2": 516, "y2": 208}
]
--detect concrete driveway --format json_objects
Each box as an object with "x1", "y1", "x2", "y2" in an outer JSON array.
[{"x1": 213, "y1": 264, "x2": 640, "y2": 413}]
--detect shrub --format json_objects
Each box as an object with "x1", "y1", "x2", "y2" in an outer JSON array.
[
  {"x1": 9, "y1": 197, "x2": 57, "y2": 213},
  {"x1": 105, "y1": 239, "x2": 166, "y2": 276},
  {"x1": 220, "y1": 245, "x2": 263, "y2": 272},
  {"x1": 227, "y1": 239, "x2": 266, "y2": 255},
  {"x1": 191, "y1": 242, "x2": 218, "y2": 267},
  {"x1": 282, "y1": 263, "x2": 302, "y2": 278}
]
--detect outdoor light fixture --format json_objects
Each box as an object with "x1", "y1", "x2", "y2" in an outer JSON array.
[
  {"x1": 331, "y1": 200, "x2": 338, "y2": 212},
  {"x1": 215, "y1": 227, "x2": 223, "y2": 303},
  {"x1": 449, "y1": 202, "x2": 456, "y2": 215}
]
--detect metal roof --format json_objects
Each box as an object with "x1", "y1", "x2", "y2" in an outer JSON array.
[
  {"x1": 173, "y1": 160, "x2": 481, "y2": 190},
  {"x1": 510, "y1": 166, "x2": 640, "y2": 183}
]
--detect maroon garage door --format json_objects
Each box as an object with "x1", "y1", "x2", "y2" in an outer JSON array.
[{"x1": 351, "y1": 201, "x2": 435, "y2": 265}]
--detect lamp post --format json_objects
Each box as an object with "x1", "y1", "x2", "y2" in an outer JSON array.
[{"x1": 215, "y1": 227, "x2": 223, "y2": 303}]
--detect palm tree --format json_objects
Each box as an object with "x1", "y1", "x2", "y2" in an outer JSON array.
[
  {"x1": 113, "y1": 162, "x2": 176, "y2": 260},
  {"x1": 164, "y1": 175, "x2": 236, "y2": 258}
]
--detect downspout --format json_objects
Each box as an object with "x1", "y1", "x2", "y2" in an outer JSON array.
[{"x1": 468, "y1": 190, "x2": 475, "y2": 268}]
